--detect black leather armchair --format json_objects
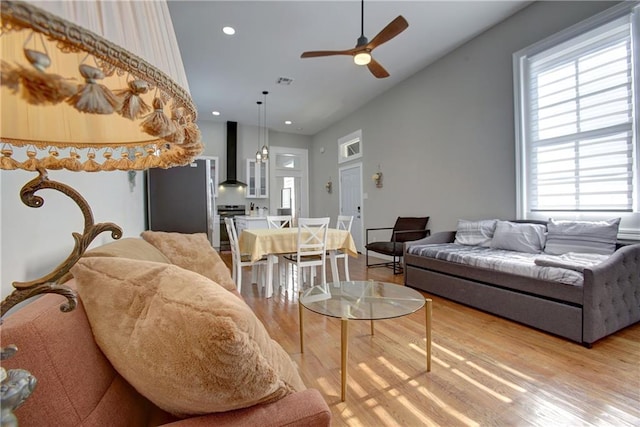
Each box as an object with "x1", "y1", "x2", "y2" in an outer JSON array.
[{"x1": 365, "y1": 217, "x2": 430, "y2": 274}]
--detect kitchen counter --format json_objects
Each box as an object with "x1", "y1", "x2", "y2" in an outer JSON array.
[
  {"x1": 235, "y1": 216, "x2": 269, "y2": 235},
  {"x1": 235, "y1": 215, "x2": 268, "y2": 220}
]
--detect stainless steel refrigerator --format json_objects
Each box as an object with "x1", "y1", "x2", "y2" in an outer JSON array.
[{"x1": 147, "y1": 158, "x2": 215, "y2": 244}]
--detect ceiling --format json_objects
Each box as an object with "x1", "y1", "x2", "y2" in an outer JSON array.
[{"x1": 168, "y1": 1, "x2": 531, "y2": 136}]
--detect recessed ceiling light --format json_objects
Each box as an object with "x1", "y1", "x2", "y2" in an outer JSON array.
[
  {"x1": 222, "y1": 26, "x2": 235, "y2": 35},
  {"x1": 285, "y1": 120, "x2": 292, "y2": 125},
  {"x1": 212, "y1": 111, "x2": 220, "y2": 116}
]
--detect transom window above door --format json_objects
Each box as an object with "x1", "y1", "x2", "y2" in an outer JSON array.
[{"x1": 338, "y1": 130, "x2": 363, "y2": 163}]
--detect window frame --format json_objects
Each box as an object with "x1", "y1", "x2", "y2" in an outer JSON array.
[
  {"x1": 338, "y1": 129, "x2": 363, "y2": 164},
  {"x1": 513, "y1": 2, "x2": 640, "y2": 240}
]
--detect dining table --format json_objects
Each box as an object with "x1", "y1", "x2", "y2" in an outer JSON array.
[{"x1": 238, "y1": 227, "x2": 358, "y2": 298}]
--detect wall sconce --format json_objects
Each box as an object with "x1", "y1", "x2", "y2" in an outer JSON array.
[
  {"x1": 372, "y1": 171, "x2": 383, "y2": 188},
  {"x1": 326, "y1": 179, "x2": 333, "y2": 193}
]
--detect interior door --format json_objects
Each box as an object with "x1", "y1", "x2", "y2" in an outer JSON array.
[
  {"x1": 269, "y1": 147, "x2": 309, "y2": 220},
  {"x1": 339, "y1": 163, "x2": 363, "y2": 252}
]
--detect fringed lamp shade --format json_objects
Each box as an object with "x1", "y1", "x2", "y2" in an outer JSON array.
[
  {"x1": 0, "y1": 0, "x2": 203, "y2": 171},
  {"x1": 0, "y1": 2, "x2": 203, "y2": 420}
]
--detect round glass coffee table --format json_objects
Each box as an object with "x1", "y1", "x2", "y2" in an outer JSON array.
[{"x1": 298, "y1": 280, "x2": 432, "y2": 401}]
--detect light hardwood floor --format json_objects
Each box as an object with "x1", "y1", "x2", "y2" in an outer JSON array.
[{"x1": 220, "y1": 252, "x2": 640, "y2": 427}]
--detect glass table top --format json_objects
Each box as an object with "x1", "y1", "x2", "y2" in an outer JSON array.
[{"x1": 299, "y1": 281, "x2": 425, "y2": 320}]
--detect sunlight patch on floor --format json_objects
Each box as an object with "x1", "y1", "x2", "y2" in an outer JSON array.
[
  {"x1": 528, "y1": 393, "x2": 585, "y2": 425},
  {"x1": 363, "y1": 397, "x2": 400, "y2": 426},
  {"x1": 347, "y1": 375, "x2": 371, "y2": 399},
  {"x1": 344, "y1": 364, "x2": 401, "y2": 426},
  {"x1": 378, "y1": 355, "x2": 480, "y2": 427},
  {"x1": 433, "y1": 341, "x2": 466, "y2": 361},
  {"x1": 432, "y1": 355, "x2": 452, "y2": 369},
  {"x1": 408, "y1": 341, "x2": 453, "y2": 368},
  {"x1": 377, "y1": 356, "x2": 410, "y2": 380},
  {"x1": 394, "y1": 394, "x2": 439, "y2": 425},
  {"x1": 370, "y1": 406, "x2": 401, "y2": 425},
  {"x1": 358, "y1": 362, "x2": 391, "y2": 389},
  {"x1": 495, "y1": 361, "x2": 536, "y2": 382},
  {"x1": 429, "y1": 342, "x2": 526, "y2": 403},
  {"x1": 339, "y1": 406, "x2": 360, "y2": 427},
  {"x1": 359, "y1": 362, "x2": 437, "y2": 425},
  {"x1": 316, "y1": 377, "x2": 338, "y2": 397},
  {"x1": 466, "y1": 361, "x2": 527, "y2": 393},
  {"x1": 452, "y1": 368, "x2": 512, "y2": 403},
  {"x1": 408, "y1": 342, "x2": 426, "y2": 356},
  {"x1": 416, "y1": 385, "x2": 480, "y2": 427}
]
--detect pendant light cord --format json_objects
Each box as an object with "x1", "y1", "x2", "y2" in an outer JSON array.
[
  {"x1": 256, "y1": 101, "x2": 262, "y2": 161},
  {"x1": 258, "y1": 101, "x2": 262, "y2": 150},
  {"x1": 263, "y1": 91, "x2": 268, "y2": 153}
]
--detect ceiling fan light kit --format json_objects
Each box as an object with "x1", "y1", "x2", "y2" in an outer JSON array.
[
  {"x1": 300, "y1": 0, "x2": 408, "y2": 78},
  {"x1": 354, "y1": 51, "x2": 372, "y2": 65}
]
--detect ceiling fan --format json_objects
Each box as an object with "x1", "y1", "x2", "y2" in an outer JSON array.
[{"x1": 300, "y1": 0, "x2": 408, "y2": 79}]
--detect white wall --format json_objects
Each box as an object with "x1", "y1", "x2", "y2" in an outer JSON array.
[
  {"x1": 1, "y1": 169, "x2": 145, "y2": 302},
  {"x1": 309, "y1": 1, "x2": 616, "y2": 233}
]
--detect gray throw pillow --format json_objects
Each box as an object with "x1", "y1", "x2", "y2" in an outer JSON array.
[
  {"x1": 544, "y1": 218, "x2": 620, "y2": 255},
  {"x1": 490, "y1": 221, "x2": 546, "y2": 254},
  {"x1": 454, "y1": 219, "x2": 498, "y2": 247}
]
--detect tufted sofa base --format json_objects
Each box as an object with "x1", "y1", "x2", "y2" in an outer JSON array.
[
  {"x1": 404, "y1": 231, "x2": 640, "y2": 345},
  {"x1": 405, "y1": 265, "x2": 584, "y2": 343}
]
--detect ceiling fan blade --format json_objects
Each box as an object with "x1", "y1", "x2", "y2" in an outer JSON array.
[
  {"x1": 366, "y1": 15, "x2": 409, "y2": 51},
  {"x1": 367, "y1": 58, "x2": 390, "y2": 79},
  {"x1": 301, "y1": 48, "x2": 357, "y2": 58}
]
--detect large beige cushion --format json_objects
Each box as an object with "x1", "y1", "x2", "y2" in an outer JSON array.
[
  {"x1": 141, "y1": 231, "x2": 236, "y2": 291},
  {"x1": 71, "y1": 257, "x2": 306, "y2": 417},
  {"x1": 84, "y1": 237, "x2": 171, "y2": 263}
]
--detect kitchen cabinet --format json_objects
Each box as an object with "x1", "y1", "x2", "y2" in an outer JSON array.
[{"x1": 246, "y1": 159, "x2": 268, "y2": 198}]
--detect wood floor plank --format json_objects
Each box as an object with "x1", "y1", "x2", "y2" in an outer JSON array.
[{"x1": 221, "y1": 253, "x2": 640, "y2": 426}]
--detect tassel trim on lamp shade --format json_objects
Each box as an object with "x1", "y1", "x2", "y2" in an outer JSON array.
[{"x1": 0, "y1": 0, "x2": 203, "y2": 173}]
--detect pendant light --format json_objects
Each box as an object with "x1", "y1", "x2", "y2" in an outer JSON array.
[
  {"x1": 260, "y1": 90, "x2": 269, "y2": 162},
  {"x1": 255, "y1": 100, "x2": 262, "y2": 163}
]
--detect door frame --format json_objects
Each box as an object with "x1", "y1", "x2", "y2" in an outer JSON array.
[
  {"x1": 268, "y1": 146, "x2": 309, "y2": 219},
  {"x1": 339, "y1": 162, "x2": 364, "y2": 252}
]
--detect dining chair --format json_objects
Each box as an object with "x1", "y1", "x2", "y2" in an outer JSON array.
[
  {"x1": 266, "y1": 214, "x2": 293, "y2": 284},
  {"x1": 334, "y1": 215, "x2": 354, "y2": 281},
  {"x1": 224, "y1": 217, "x2": 267, "y2": 293},
  {"x1": 283, "y1": 217, "x2": 330, "y2": 292},
  {"x1": 266, "y1": 215, "x2": 292, "y2": 229}
]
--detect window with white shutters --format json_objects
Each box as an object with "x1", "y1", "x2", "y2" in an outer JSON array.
[{"x1": 514, "y1": 3, "x2": 639, "y2": 236}]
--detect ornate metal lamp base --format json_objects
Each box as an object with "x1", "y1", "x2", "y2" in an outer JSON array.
[
  {"x1": 1, "y1": 346, "x2": 36, "y2": 427},
  {"x1": 0, "y1": 168, "x2": 123, "y2": 425}
]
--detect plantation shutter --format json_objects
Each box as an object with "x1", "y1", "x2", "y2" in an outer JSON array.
[{"x1": 525, "y1": 15, "x2": 634, "y2": 212}]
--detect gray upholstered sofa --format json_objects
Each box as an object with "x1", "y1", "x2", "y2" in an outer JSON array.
[{"x1": 403, "y1": 220, "x2": 640, "y2": 346}]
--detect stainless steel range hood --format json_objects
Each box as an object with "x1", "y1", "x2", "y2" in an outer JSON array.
[{"x1": 219, "y1": 121, "x2": 246, "y2": 187}]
